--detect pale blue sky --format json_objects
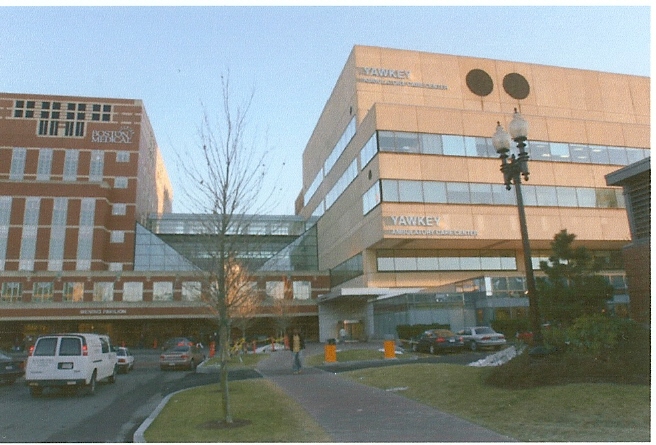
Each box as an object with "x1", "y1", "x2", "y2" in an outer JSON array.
[{"x1": 0, "y1": 6, "x2": 650, "y2": 213}]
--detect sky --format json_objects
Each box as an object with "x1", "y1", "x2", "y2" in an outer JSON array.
[{"x1": 0, "y1": 5, "x2": 651, "y2": 214}]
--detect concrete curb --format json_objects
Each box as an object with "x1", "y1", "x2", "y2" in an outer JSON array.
[{"x1": 133, "y1": 388, "x2": 186, "y2": 443}]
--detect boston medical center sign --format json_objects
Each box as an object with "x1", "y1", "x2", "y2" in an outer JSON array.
[{"x1": 384, "y1": 215, "x2": 477, "y2": 237}]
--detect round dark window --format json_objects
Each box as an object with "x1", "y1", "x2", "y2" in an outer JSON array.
[
  {"x1": 503, "y1": 73, "x2": 530, "y2": 100},
  {"x1": 466, "y1": 69, "x2": 494, "y2": 97}
]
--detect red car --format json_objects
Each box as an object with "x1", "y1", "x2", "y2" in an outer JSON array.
[{"x1": 412, "y1": 329, "x2": 465, "y2": 354}]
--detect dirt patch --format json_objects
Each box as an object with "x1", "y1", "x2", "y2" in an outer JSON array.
[{"x1": 197, "y1": 419, "x2": 252, "y2": 429}]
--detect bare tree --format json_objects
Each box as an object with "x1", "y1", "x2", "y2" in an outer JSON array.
[{"x1": 177, "y1": 74, "x2": 277, "y2": 424}]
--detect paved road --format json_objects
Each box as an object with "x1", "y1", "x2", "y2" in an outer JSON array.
[{"x1": 0, "y1": 349, "x2": 212, "y2": 442}]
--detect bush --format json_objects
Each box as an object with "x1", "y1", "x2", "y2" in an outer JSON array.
[
  {"x1": 485, "y1": 316, "x2": 650, "y2": 388},
  {"x1": 396, "y1": 323, "x2": 450, "y2": 340},
  {"x1": 491, "y1": 319, "x2": 530, "y2": 339}
]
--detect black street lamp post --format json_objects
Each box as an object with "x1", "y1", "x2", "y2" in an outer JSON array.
[{"x1": 492, "y1": 109, "x2": 543, "y2": 347}]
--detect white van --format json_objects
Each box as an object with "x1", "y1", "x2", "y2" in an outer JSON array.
[{"x1": 25, "y1": 333, "x2": 118, "y2": 396}]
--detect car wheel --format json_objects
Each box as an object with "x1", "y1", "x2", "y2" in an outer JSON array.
[
  {"x1": 470, "y1": 341, "x2": 478, "y2": 351},
  {"x1": 85, "y1": 372, "x2": 97, "y2": 396},
  {"x1": 108, "y1": 366, "x2": 117, "y2": 383}
]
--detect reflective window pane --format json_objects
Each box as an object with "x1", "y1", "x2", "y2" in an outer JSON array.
[
  {"x1": 381, "y1": 180, "x2": 399, "y2": 202},
  {"x1": 378, "y1": 131, "x2": 395, "y2": 152},
  {"x1": 529, "y1": 142, "x2": 551, "y2": 161},
  {"x1": 569, "y1": 144, "x2": 591, "y2": 163},
  {"x1": 446, "y1": 182, "x2": 470, "y2": 204},
  {"x1": 398, "y1": 180, "x2": 423, "y2": 202},
  {"x1": 576, "y1": 188, "x2": 596, "y2": 207},
  {"x1": 396, "y1": 132, "x2": 420, "y2": 153},
  {"x1": 556, "y1": 187, "x2": 578, "y2": 207},
  {"x1": 492, "y1": 184, "x2": 516, "y2": 205},
  {"x1": 550, "y1": 143, "x2": 570, "y2": 162},
  {"x1": 589, "y1": 145, "x2": 609, "y2": 164},
  {"x1": 607, "y1": 146, "x2": 628, "y2": 165},
  {"x1": 442, "y1": 135, "x2": 466, "y2": 156},
  {"x1": 423, "y1": 182, "x2": 447, "y2": 203},
  {"x1": 470, "y1": 183, "x2": 492, "y2": 204},
  {"x1": 420, "y1": 134, "x2": 442, "y2": 154},
  {"x1": 536, "y1": 186, "x2": 558, "y2": 206}
]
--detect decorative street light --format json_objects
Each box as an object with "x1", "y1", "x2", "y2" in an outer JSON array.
[{"x1": 492, "y1": 108, "x2": 543, "y2": 347}]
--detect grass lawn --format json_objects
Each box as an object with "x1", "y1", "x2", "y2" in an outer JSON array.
[
  {"x1": 343, "y1": 363, "x2": 650, "y2": 442},
  {"x1": 143, "y1": 379, "x2": 332, "y2": 442}
]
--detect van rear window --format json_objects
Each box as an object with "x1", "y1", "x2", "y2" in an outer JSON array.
[
  {"x1": 33, "y1": 338, "x2": 58, "y2": 356},
  {"x1": 59, "y1": 338, "x2": 82, "y2": 356}
]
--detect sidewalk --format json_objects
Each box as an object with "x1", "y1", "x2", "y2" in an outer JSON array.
[{"x1": 256, "y1": 342, "x2": 515, "y2": 442}]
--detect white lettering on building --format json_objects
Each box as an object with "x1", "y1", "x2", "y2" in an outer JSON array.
[
  {"x1": 91, "y1": 126, "x2": 134, "y2": 144},
  {"x1": 385, "y1": 215, "x2": 477, "y2": 237}
]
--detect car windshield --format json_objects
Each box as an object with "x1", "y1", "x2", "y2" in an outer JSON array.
[
  {"x1": 434, "y1": 330, "x2": 455, "y2": 337},
  {"x1": 170, "y1": 346, "x2": 190, "y2": 353},
  {"x1": 117, "y1": 349, "x2": 127, "y2": 356},
  {"x1": 0, "y1": 352, "x2": 10, "y2": 360},
  {"x1": 476, "y1": 327, "x2": 494, "y2": 334}
]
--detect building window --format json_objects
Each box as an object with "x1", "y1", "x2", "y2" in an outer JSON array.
[
  {"x1": 63, "y1": 149, "x2": 79, "y2": 181},
  {"x1": 114, "y1": 177, "x2": 128, "y2": 188},
  {"x1": 0, "y1": 197, "x2": 11, "y2": 271},
  {"x1": 123, "y1": 282, "x2": 143, "y2": 302},
  {"x1": 182, "y1": 281, "x2": 201, "y2": 301},
  {"x1": 266, "y1": 281, "x2": 285, "y2": 299},
  {"x1": 362, "y1": 181, "x2": 381, "y2": 215},
  {"x1": 32, "y1": 282, "x2": 54, "y2": 302},
  {"x1": 1, "y1": 282, "x2": 22, "y2": 303},
  {"x1": 116, "y1": 151, "x2": 130, "y2": 163},
  {"x1": 19, "y1": 197, "x2": 40, "y2": 271},
  {"x1": 110, "y1": 231, "x2": 125, "y2": 243},
  {"x1": 48, "y1": 198, "x2": 68, "y2": 271},
  {"x1": 376, "y1": 250, "x2": 518, "y2": 273},
  {"x1": 153, "y1": 282, "x2": 173, "y2": 301},
  {"x1": 112, "y1": 203, "x2": 127, "y2": 215},
  {"x1": 76, "y1": 198, "x2": 95, "y2": 271},
  {"x1": 89, "y1": 150, "x2": 104, "y2": 182},
  {"x1": 10, "y1": 148, "x2": 26, "y2": 180},
  {"x1": 109, "y1": 262, "x2": 123, "y2": 272},
  {"x1": 36, "y1": 148, "x2": 53, "y2": 180},
  {"x1": 293, "y1": 281, "x2": 311, "y2": 300},
  {"x1": 93, "y1": 282, "x2": 114, "y2": 302},
  {"x1": 359, "y1": 133, "x2": 378, "y2": 169},
  {"x1": 62, "y1": 282, "x2": 84, "y2": 302}
]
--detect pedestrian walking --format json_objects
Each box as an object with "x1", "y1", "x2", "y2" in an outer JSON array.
[
  {"x1": 339, "y1": 327, "x2": 347, "y2": 344},
  {"x1": 291, "y1": 328, "x2": 305, "y2": 374}
]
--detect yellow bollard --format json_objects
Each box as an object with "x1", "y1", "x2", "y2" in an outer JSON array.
[
  {"x1": 324, "y1": 339, "x2": 337, "y2": 363},
  {"x1": 383, "y1": 337, "x2": 396, "y2": 359}
]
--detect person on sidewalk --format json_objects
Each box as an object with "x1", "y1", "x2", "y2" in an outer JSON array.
[{"x1": 291, "y1": 328, "x2": 305, "y2": 374}]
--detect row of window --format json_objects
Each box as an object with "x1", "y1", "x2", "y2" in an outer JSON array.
[
  {"x1": 377, "y1": 131, "x2": 649, "y2": 166},
  {"x1": 8, "y1": 147, "x2": 131, "y2": 182},
  {"x1": 0, "y1": 279, "x2": 313, "y2": 303},
  {"x1": 0, "y1": 197, "x2": 133, "y2": 272},
  {"x1": 306, "y1": 128, "x2": 648, "y2": 218},
  {"x1": 13, "y1": 100, "x2": 113, "y2": 137},
  {"x1": 375, "y1": 249, "x2": 623, "y2": 273},
  {"x1": 363, "y1": 179, "x2": 625, "y2": 215},
  {"x1": 0, "y1": 281, "x2": 200, "y2": 303}
]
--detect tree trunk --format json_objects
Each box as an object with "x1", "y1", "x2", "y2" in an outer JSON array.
[{"x1": 219, "y1": 319, "x2": 232, "y2": 423}]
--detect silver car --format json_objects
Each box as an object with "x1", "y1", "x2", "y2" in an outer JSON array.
[
  {"x1": 458, "y1": 326, "x2": 506, "y2": 351},
  {"x1": 159, "y1": 344, "x2": 205, "y2": 371}
]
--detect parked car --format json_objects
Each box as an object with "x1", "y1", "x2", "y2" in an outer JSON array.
[
  {"x1": 25, "y1": 333, "x2": 117, "y2": 396},
  {"x1": 116, "y1": 347, "x2": 135, "y2": 373},
  {"x1": 458, "y1": 326, "x2": 506, "y2": 351},
  {"x1": 0, "y1": 350, "x2": 24, "y2": 385},
  {"x1": 162, "y1": 337, "x2": 194, "y2": 350},
  {"x1": 412, "y1": 329, "x2": 465, "y2": 354},
  {"x1": 160, "y1": 344, "x2": 205, "y2": 371}
]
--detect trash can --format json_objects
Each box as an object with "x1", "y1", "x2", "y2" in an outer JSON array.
[
  {"x1": 383, "y1": 335, "x2": 396, "y2": 359},
  {"x1": 324, "y1": 338, "x2": 337, "y2": 363}
]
